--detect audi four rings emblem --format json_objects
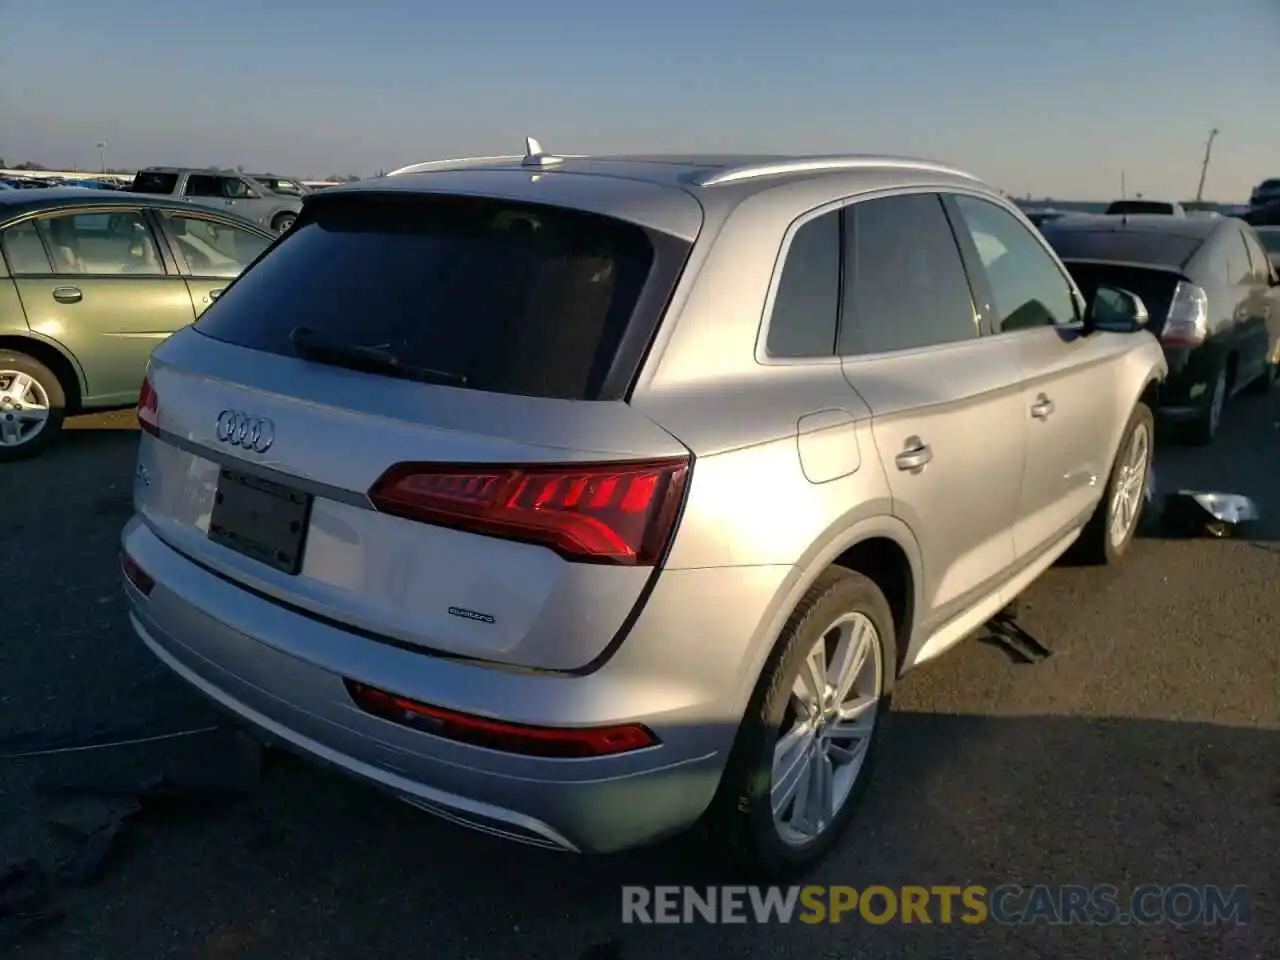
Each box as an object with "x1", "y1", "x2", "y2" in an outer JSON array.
[{"x1": 215, "y1": 410, "x2": 275, "y2": 453}]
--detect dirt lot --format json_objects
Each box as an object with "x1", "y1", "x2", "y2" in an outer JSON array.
[{"x1": 2, "y1": 397, "x2": 1277, "y2": 959}]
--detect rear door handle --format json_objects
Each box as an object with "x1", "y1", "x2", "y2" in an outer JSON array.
[
  {"x1": 895, "y1": 437, "x2": 932, "y2": 473},
  {"x1": 1031, "y1": 394, "x2": 1055, "y2": 420},
  {"x1": 205, "y1": 288, "x2": 225, "y2": 303},
  {"x1": 52, "y1": 286, "x2": 82, "y2": 304}
]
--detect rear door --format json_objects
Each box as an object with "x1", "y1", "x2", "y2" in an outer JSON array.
[
  {"x1": 2, "y1": 206, "x2": 194, "y2": 403},
  {"x1": 154, "y1": 209, "x2": 274, "y2": 317},
  {"x1": 945, "y1": 193, "x2": 1125, "y2": 563},
  {"x1": 134, "y1": 185, "x2": 699, "y2": 672},
  {"x1": 837, "y1": 192, "x2": 1026, "y2": 640}
]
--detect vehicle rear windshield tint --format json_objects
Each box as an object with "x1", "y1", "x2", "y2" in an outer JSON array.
[
  {"x1": 1042, "y1": 228, "x2": 1203, "y2": 269},
  {"x1": 131, "y1": 171, "x2": 178, "y2": 194},
  {"x1": 195, "y1": 194, "x2": 659, "y2": 401},
  {"x1": 1104, "y1": 201, "x2": 1174, "y2": 215}
]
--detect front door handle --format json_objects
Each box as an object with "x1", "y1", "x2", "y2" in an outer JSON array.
[
  {"x1": 1031, "y1": 394, "x2": 1055, "y2": 420},
  {"x1": 52, "y1": 286, "x2": 82, "y2": 304},
  {"x1": 895, "y1": 437, "x2": 932, "y2": 473},
  {"x1": 204, "y1": 288, "x2": 225, "y2": 303}
]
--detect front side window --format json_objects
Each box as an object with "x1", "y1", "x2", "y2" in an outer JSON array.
[
  {"x1": 223, "y1": 177, "x2": 258, "y2": 199},
  {"x1": 164, "y1": 213, "x2": 272, "y2": 278},
  {"x1": 765, "y1": 211, "x2": 840, "y2": 358},
  {"x1": 31, "y1": 210, "x2": 164, "y2": 276},
  {"x1": 950, "y1": 194, "x2": 1078, "y2": 333},
  {"x1": 839, "y1": 193, "x2": 977, "y2": 355}
]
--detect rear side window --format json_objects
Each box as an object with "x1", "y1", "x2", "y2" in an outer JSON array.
[
  {"x1": 2, "y1": 220, "x2": 53, "y2": 274},
  {"x1": 839, "y1": 194, "x2": 977, "y2": 355},
  {"x1": 195, "y1": 194, "x2": 661, "y2": 401},
  {"x1": 131, "y1": 171, "x2": 178, "y2": 194},
  {"x1": 766, "y1": 211, "x2": 840, "y2": 358},
  {"x1": 183, "y1": 175, "x2": 224, "y2": 198}
]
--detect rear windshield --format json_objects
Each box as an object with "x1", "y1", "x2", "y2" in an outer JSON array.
[
  {"x1": 1042, "y1": 227, "x2": 1203, "y2": 269},
  {"x1": 194, "y1": 194, "x2": 662, "y2": 401},
  {"x1": 1104, "y1": 201, "x2": 1174, "y2": 215},
  {"x1": 130, "y1": 171, "x2": 178, "y2": 194}
]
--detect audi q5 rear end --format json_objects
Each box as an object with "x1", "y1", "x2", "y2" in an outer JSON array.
[{"x1": 122, "y1": 148, "x2": 1159, "y2": 877}]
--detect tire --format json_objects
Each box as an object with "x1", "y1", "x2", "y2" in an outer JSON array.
[
  {"x1": 1182, "y1": 363, "x2": 1227, "y2": 446},
  {"x1": 1073, "y1": 402, "x2": 1155, "y2": 565},
  {"x1": 0, "y1": 351, "x2": 66, "y2": 462},
  {"x1": 272, "y1": 212, "x2": 296, "y2": 234},
  {"x1": 702, "y1": 567, "x2": 897, "y2": 879}
]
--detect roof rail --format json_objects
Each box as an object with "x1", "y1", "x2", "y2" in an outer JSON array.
[
  {"x1": 695, "y1": 155, "x2": 981, "y2": 188},
  {"x1": 386, "y1": 156, "x2": 522, "y2": 177}
]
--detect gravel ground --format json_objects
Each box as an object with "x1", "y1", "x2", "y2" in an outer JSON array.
[{"x1": 1, "y1": 393, "x2": 1277, "y2": 960}]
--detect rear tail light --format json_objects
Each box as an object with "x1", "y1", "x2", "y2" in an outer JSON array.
[
  {"x1": 120, "y1": 550, "x2": 154, "y2": 596},
  {"x1": 344, "y1": 680, "x2": 658, "y2": 758},
  {"x1": 137, "y1": 373, "x2": 159, "y2": 436},
  {"x1": 1160, "y1": 281, "x2": 1210, "y2": 347},
  {"x1": 367, "y1": 457, "x2": 690, "y2": 565}
]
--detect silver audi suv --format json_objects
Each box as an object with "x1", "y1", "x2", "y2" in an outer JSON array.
[{"x1": 121, "y1": 142, "x2": 1167, "y2": 877}]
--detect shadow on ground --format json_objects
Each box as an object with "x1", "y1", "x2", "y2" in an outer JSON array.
[{"x1": 4, "y1": 712, "x2": 1273, "y2": 960}]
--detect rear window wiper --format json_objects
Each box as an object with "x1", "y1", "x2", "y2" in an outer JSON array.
[{"x1": 288, "y1": 326, "x2": 468, "y2": 387}]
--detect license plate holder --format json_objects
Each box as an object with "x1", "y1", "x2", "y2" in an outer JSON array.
[{"x1": 208, "y1": 469, "x2": 313, "y2": 575}]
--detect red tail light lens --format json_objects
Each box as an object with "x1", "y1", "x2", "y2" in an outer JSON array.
[
  {"x1": 137, "y1": 374, "x2": 159, "y2": 436},
  {"x1": 344, "y1": 680, "x2": 658, "y2": 758},
  {"x1": 367, "y1": 457, "x2": 689, "y2": 565},
  {"x1": 120, "y1": 550, "x2": 154, "y2": 596}
]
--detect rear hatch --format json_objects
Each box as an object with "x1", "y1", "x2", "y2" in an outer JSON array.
[
  {"x1": 134, "y1": 185, "x2": 699, "y2": 672},
  {"x1": 1060, "y1": 260, "x2": 1186, "y2": 338}
]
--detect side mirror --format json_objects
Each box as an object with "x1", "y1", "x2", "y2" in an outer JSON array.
[{"x1": 1084, "y1": 286, "x2": 1150, "y2": 334}]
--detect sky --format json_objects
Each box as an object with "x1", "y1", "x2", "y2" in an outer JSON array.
[{"x1": 2, "y1": 0, "x2": 1278, "y2": 201}]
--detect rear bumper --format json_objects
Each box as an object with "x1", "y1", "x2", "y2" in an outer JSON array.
[
  {"x1": 121, "y1": 517, "x2": 781, "y2": 854},
  {"x1": 1155, "y1": 345, "x2": 1217, "y2": 420}
]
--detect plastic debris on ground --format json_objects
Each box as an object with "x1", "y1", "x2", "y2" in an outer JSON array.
[{"x1": 1158, "y1": 490, "x2": 1261, "y2": 539}]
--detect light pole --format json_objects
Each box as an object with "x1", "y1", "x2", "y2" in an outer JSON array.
[
  {"x1": 96, "y1": 140, "x2": 107, "y2": 174},
  {"x1": 1195, "y1": 128, "x2": 1219, "y2": 205}
]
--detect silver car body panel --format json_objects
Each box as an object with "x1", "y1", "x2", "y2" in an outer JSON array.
[{"x1": 124, "y1": 153, "x2": 1168, "y2": 853}]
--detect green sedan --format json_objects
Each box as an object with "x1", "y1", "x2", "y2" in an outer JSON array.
[{"x1": 0, "y1": 188, "x2": 275, "y2": 459}]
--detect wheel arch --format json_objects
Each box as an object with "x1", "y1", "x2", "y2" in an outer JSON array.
[
  {"x1": 0, "y1": 333, "x2": 85, "y2": 411},
  {"x1": 730, "y1": 512, "x2": 923, "y2": 719}
]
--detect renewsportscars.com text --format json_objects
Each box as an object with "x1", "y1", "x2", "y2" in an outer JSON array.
[{"x1": 621, "y1": 884, "x2": 1251, "y2": 926}]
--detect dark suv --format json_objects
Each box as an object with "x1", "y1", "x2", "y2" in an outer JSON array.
[{"x1": 130, "y1": 168, "x2": 302, "y2": 233}]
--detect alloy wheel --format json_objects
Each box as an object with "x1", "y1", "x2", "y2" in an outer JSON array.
[
  {"x1": 0, "y1": 370, "x2": 51, "y2": 448},
  {"x1": 1108, "y1": 420, "x2": 1151, "y2": 548},
  {"x1": 771, "y1": 612, "x2": 882, "y2": 846}
]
